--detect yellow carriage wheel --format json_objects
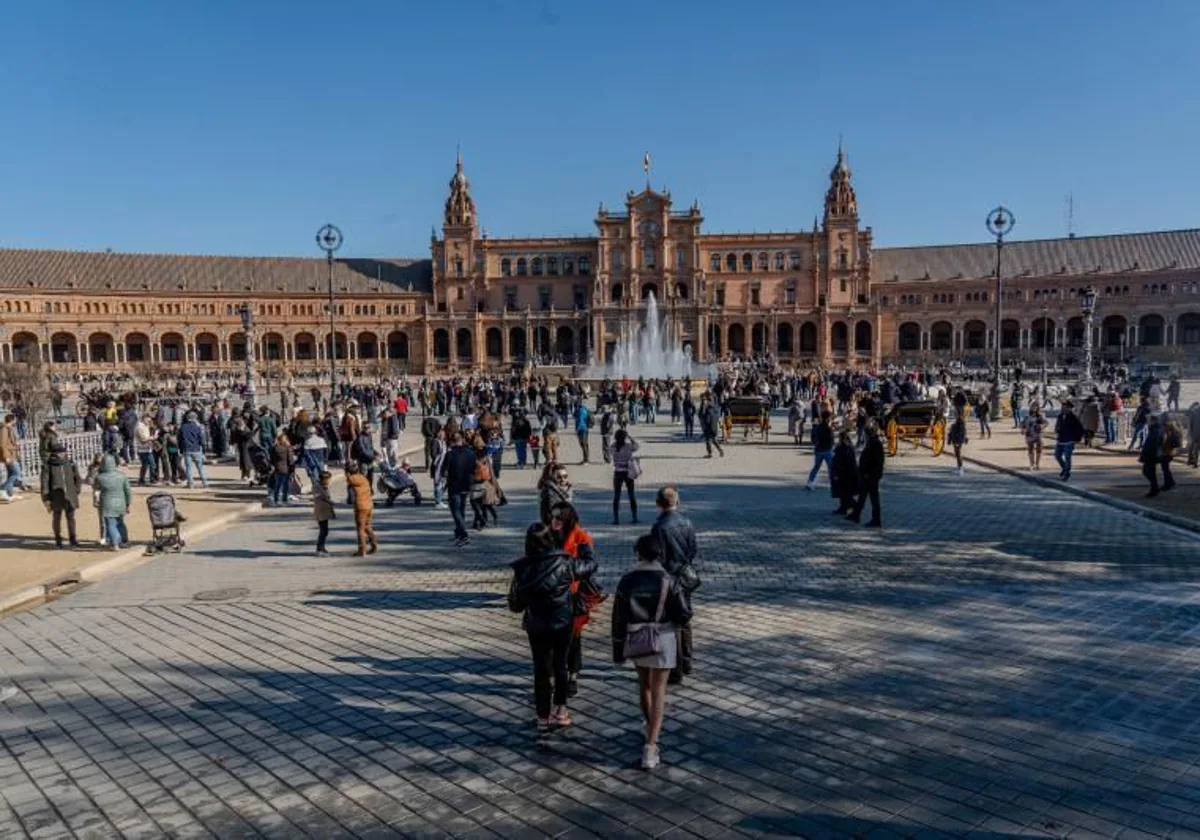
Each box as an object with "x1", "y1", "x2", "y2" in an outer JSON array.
[
  {"x1": 885, "y1": 418, "x2": 899, "y2": 456},
  {"x1": 931, "y1": 418, "x2": 946, "y2": 455}
]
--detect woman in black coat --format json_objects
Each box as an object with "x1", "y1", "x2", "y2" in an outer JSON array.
[
  {"x1": 830, "y1": 430, "x2": 860, "y2": 516},
  {"x1": 508, "y1": 523, "x2": 598, "y2": 733}
]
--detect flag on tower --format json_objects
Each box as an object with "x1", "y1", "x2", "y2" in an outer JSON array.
[{"x1": 643, "y1": 152, "x2": 651, "y2": 178}]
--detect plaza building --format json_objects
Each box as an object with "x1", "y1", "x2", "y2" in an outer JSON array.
[{"x1": 2, "y1": 148, "x2": 1199, "y2": 377}]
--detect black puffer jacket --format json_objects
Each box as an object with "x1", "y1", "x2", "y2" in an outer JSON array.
[
  {"x1": 508, "y1": 549, "x2": 598, "y2": 634},
  {"x1": 611, "y1": 563, "x2": 693, "y2": 663}
]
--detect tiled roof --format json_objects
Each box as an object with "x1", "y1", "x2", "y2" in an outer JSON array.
[
  {"x1": 0, "y1": 248, "x2": 434, "y2": 295},
  {"x1": 874, "y1": 228, "x2": 1200, "y2": 283}
]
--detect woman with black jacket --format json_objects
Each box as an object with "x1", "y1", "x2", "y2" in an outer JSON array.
[
  {"x1": 612, "y1": 534, "x2": 693, "y2": 770},
  {"x1": 508, "y1": 523, "x2": 598, "y2": 733},
  {"x1": 830, "y1": 430, "x2": 859, "y2": 516}
]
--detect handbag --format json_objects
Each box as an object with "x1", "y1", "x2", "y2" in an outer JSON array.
[
  {"x1": 676, "y1": 562, "x2": 702, "y2": 593},
  {"x1": 626, "y1": 455, "x2": 642, "y2": 481},
  {"x1": 623, "y1": 576, "x2": 670, "y2": 660}
]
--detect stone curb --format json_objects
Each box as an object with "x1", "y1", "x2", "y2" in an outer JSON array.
[
  {"x1": 0, "y1": 442, "x2": 425, "y2": 616},
  {"x1": 950, "y1": 449, "x2": 1200, "y2": 538}
]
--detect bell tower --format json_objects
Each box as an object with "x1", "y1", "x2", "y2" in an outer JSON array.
[
  {"x1": 822, "y1": 142, "x2": 862, "y2": 308},
  {"x1": 433, "y1": 149, "x2": 480, "y2": 312}
]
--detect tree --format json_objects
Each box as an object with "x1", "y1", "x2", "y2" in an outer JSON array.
[{"x1": 0, "y1": 360, "x2": 53, "y2": 428}]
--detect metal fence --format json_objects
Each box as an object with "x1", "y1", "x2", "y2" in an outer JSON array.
[{"x1": 10, "y1": 431, "x2": 103, "y2": 481}]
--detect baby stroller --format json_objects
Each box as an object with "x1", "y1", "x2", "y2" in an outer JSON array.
[
  {"x1": 377, "y1": 462, "x2": 423, "y2": 507},
  {"x1": 246, "y1": 441, "x2": 273, "y2": 487},
  {"x1": 146, "y1": 492, "x2": 186, "y2": 555}
]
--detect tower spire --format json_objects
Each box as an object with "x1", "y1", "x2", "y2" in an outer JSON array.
[
  {"x1": 824, "y1": 141, "x2": 857, "y2": 220},
  {"x1": 444, "y1": 149, "x2": 476, "y2": 228}
]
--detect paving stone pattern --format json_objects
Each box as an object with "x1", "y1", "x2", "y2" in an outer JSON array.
[{"x1": 3, "y1": 418, "x2": 1200, "y2": 839}]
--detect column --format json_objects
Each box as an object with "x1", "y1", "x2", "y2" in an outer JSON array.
[{"x1": 501, "y1": 324, "x2": 510, "y2": 363}]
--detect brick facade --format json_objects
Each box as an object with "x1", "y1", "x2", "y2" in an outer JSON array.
[{"x1": 2, "y1": 148, "x2": 1199, "y2": 376}]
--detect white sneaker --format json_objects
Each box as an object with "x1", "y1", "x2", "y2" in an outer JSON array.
[
  {"x1": 0, "y1": 686, "x2": 18, "y2": 703},
  {"x1": 641, "y1": 743, "x2": 660, "y2": 770},
  {"x1": 0, "y1": 491, "x2": 9, "y2": 503}
]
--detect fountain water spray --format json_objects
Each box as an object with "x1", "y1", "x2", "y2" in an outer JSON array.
[{"x1": 585, "y1": 291, "x2": 715, "y2": 379}]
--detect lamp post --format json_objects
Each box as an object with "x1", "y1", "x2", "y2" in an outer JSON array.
[
  {"x1": 1040, "y1": 302, "x2": 1049, "y2": 390},
  {"x1": 238, "y1": 303, "x2": 256, "y2": 408},
  {"x1": 1119, "y1": 331, "x2": 1126, "y2": 367},
  {"x1": 986, "y1": 206, "x2": 1016, "y2": 418},
  {"x1": 316, "y1": 224, "x2": 344, "y2": 404},
  {"x1": 1081, "y1": 286, "x2": 1098, "y2": 389}
]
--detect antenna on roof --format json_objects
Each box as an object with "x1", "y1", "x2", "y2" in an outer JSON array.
[{"x1": 1066, "y1": 192, "x2": 1076, "y2": 239}]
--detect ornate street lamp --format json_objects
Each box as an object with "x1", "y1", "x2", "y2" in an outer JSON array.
[
  {"x1": 316, "y1": 224, "x2": 344, "y2": 403},
  {"x1": 1041, "y1": 302, "x2": 1049, "y2": 390},
  {"x1": 1081, "y1": 286, "x2": 1098, "y2": 388},
  {"x1": 986, "y1": 206, "x2": 1015, "y2": 417},
  {"x1": 238, "y1": 302, "x2": 256, "y2": 408}
]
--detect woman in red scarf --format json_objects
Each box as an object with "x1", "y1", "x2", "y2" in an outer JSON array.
[{"x1": 551, "y1": 501, "x2": 604, "y2": 699}]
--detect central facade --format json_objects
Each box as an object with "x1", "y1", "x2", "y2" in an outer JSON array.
[{"x1": 428, "y1": 148, "x2": 877, "y2": 369}]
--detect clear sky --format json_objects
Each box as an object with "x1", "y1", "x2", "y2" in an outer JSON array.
[{"x1": 1, "y1": 1, "x2": 1197, "y2": 258}]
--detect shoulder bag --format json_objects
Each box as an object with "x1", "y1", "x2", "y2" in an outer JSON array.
[
  {"x1": 676, "y1": 562, "x2": 702, "y2": 593},
  {"x1": 623, "y1": 576, "x2": 670, "y2": 660}
]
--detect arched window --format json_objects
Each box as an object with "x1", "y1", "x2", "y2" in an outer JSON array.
[
  {"x1": 742, "y1": 253, "x2": 753, "y2": 271},
  {"x1": 774, "y1": 252, "x2": 784, "y2": 270},
  {"x1": 611, "y1": 283, "x2": 623, "y2": 303},
  {"x1": 516, "y1": 258, "x2": 527, "y2": 276},
  {"x1": 675, "y1": 282, "x2": 689, "y2": 300},
  {"x1": 532, "y1": 257, "x2": 543, "y2": 276},
  {"x1": 758, "y1": 252, "x2": 769, "y2": 270},
  {"x1": 726, "y1": 254, "x2": 737, "y2": 272},
  {"x1": 710, "y1": 254, "x2": 721, "y2": 272},
  {"x1": 454, "y1": 258, "x2": 464, "y2": 278},
  {"x1": 547, "y1": 256, "x2": 558, "y2": 275}
]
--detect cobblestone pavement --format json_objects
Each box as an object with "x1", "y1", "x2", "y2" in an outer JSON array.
[{"x1": 3, "y1": 417, "x2": 1200, "y2": 839}]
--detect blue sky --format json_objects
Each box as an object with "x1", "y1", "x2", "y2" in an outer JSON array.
[{"x1": 1, "y1": 1, "x2": 1197, "y2": 258}]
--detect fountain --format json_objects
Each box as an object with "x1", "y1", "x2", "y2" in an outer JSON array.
[{"x1": 585, "y1": 291, "x2": 715, "y2": 381}]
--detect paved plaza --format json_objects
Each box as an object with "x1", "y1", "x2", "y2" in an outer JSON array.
[{"x1": 3, "y1": 420, "x2": 1200, "y2": 839}]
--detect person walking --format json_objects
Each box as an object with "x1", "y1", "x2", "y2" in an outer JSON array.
[
  {"x1": 511, "y1": 410, "x2": 532, "y2": 469},
  {"x1": 302, "y1": 424, "x2": 328, "y2": 490},
  {"x1": 430, "y1": 428, "x2": 449, "y2": 509},
  {"x1": 1167, "y1": 375, "x2": 1182, "y2": 413},
  {"x1": 1022, "y1": 404, "x2": 1047, "y2": 470},
  {"x1": 831, "y1": 430, "x2": 861, "y2": 511},
  {"x1": 1160, "y1": 415, "x2": 1182, "y2": 494},
  {"x1": 848, "y1": 420, "x2": 884, "y2": 527},
  {"x1": 650, "y1": 486, "x2": 698, "y2": 687},
  {"x1": 1187, "y1": 402, "x2": 1200, "y2": 468},
  {"x1": 698, "y1": 396, "x2": 724, "y2": 458},
  {"x1": 947, "y1": 412, "x2": 968, "y2": 476},
  {"x1": 682, "y1": 394, "x2": 696, "y2": 440},
  {"x1": 421, "y1": 414, "x2": 443, "y2": 470},
  {"x1": 611, "y1": 429, "x2": 640, "y2": 525},
  {"x1": 346, "y1": 462, "x2": 377, "y2": 556},
  {"x1": 380, "y1": 408, "x2": 401, "y2": 466},
  {"x1": 93, "y1": 455, "x2": 132, "y2": 552},
  {"x1": 41, "y1": 442, "x2": 82, "y2": 548},
  {"x1": 611, "y1": 534, "x2": 693, "y2": 770},
  {"x1": 574, "y1": 401, "x2": 593, "y2": 465},
  {"x1": 550, "y1": 502, "x2": 602, "y2": 699},
  {"x1": 805, "y1": 411, "x2": 835, "y2": 490},
  {"x1": 1054, "y1": 401, "x2": 1085, "y2": 481},
  {"x1": 0, "y1": 413, "x2": 24, "y2": 503},
  {"x1": 134, "y1": 415, "x2": 158, "y2": 485},
  {"x1": 269, "y1": 430, "x2": 295, "y2": 506},
  {"x1": 508, "y1": 522, "x2": 598, "y2": 734},
  {"x1": 443, "y1": 432, "x2": 477, "y2": 547},
  {"x1": 974, "y1": 395, "x2": 992, "y2": 440},
  {"x1": 180, "y1": 412, "x2": 208, "y2": 489},
  {"x1": 600, "y1": 405, "x2": 616, "y2": 463},
  {"x1": 1141, "y1": 415, "x2": 1165, "y2": 497},
  {"x1": 312, "y1": 470, "x2": 335, "y2": 556}
]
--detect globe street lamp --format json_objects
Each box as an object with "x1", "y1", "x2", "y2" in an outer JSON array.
[
  {"x1": 238, "y1": 302, "x2": 256, "y2": 408},
  {"x1": 1081, "y1": 286, "x2": 1098, "y2": 389},
  {"x1": 316, "y1": 224, "x2": 344, "y2": 404},
  {"x1": 986, "y1": 206, "x2": 1015, "y2": 417}
]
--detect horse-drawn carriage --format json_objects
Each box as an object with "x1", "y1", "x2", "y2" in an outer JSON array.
[
  {"x1": 882, "y1": 401, "x2": 946, "y2": 456},
  {"x1": 722, "y1": 396, "x2": 770, "y2": 443}
]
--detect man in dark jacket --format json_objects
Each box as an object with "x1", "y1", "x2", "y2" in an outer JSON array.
[
  {"x1": 699, "y1": 396, "x2": 724, "y2": 458},
  {"x1": 40, "y1": 443, "x2": 82, "y2": 548},
  {"x1": 651, "y1": 485, "x2": 698, "y2": 685},
  {"x1": 421, "y1": 415, "x2": 443, "y2": 469},
  {"x1": 1140, "y1": 415, "x2": 1165, "y2": 497},
  {"x1": 180, "y1": 412, "x2": 208, "y2": 489},
  {"x1": 1054, "y1": 401, "x2": 1085, "y2": 481},
  {"x1": 443, "y1": 433, "x2": 477, "y2": 546},
  {"x1": 848, "y1": 420, "x2": 885, "y2": 527}
]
